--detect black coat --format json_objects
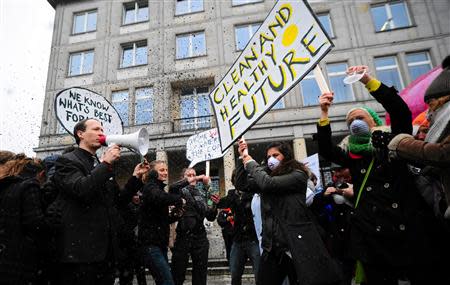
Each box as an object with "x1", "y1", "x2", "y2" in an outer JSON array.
[
  {"x1": 317, "y1": 83, "x2": 438, "y2": 266},
  {"x1": 0, "y1": 176, "x2": 49, "y2": 283},
  {"x1": 235, "y1": 161, "x2": 342, "y2": 285},
  {"x1": 50, "y1": 147, "x2": 143, "y2": 263},
  {"x1": 138, "y1": 177, "x2": 183, "y2": 249}
]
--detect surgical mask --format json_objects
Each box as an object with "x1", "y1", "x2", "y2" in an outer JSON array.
[
  {"x1": 267, "y1": 156, "x2": 281, "y2": 171},
  {"x1": 349, "y1": 119, "x2": 370, "y2": 137}
]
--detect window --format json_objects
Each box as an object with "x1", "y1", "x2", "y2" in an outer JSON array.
[
  {"x1": 176, "y1": 32, "x2": 206, "y2": 59},
  {"x1": 327, "y1": 62, "x2": 353, "y2": 103},
  {"x1": 371, "y1": 1, "x2": 412, "y2": 32},
  {"x1": 317, "y1": 13, "x2": 334, "y2": 38},
  {"x1": 120, "y1": 41, "x2": 147, "y2": 68},
  {"x1": 235, "y1": 23, "x2": 260, "y2": 51},
  {"x1": 300, "y1": 71, "x2": 321, "y2": 106},
  {"x1": 112, "y1": 90, "x2": 129, "y2": 126},
  {"x1": 180, "y1": 87, "x2": 211, "y2": 130},
  {"x1": 406, "y1": 51, "x2": 432, "y2": 82},
  {"x1": 123, "y1": 1, "x2": 149, "y2": 25},
  {"x1": 374, "y1": 56, "x2": 404, "y2": 90},
  {"x1": 135, "y1": 87, "x2": 154, "y2": 125},
  {"x1": 73, "y1": 10, "x2": 97, "y2": 34},
  {"x1": 232, "y1": 0, "x2": 263, "y2": 6},
  {"x1": 176, "y1": 0, "x2": 203, "y2": 15},
  {"x1": 68, "y1": 50, "x2": 94, "y2": 76}
]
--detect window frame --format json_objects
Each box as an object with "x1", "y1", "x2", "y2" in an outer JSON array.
[
  {"x1": 120, "y1": 41, "x2": 148, "y2": 68},
  {"x1": 234, "y1": 22, "x2": 261, "y2": 51},
  {"x1": 134, "y1": 87, "x2": 154, "y2": 125},
  {"x1": 374, "y1": 55, "x2": 404, "y2": 90},
  {"x1": 68, "y1": 50, "x2": 95, "y2": 77},
  {"x1": 72, "y1": 9, "x2": 97, "y2": 35},
  {"x1": 175, "y1": 31, "x2": 207, "y2": 60},
  {"x1": 371, "y1": 0, "x2": 413, "y2": 32},
  {"x1": 179, "y1": 86, "x2": 212, "y2": 130},
  {"x1": 111, "y1": 90, "x2": 130, "y2": 126},
  {"x1": 122, "y1": 1, "x2": 149, "y2": 26},
  {"x1": 175, "y1": 0, "x2": 204, "y2": 16},
  {"x1": 231, "y1": 0, "x2": 264, "y2": 7},
  {"x1": 406, "y1": 51, "x2": 432, "y2": 81}
]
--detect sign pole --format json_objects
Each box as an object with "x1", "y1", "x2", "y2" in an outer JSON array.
[{"x1": 205, "y1": 161, "x2": 210, "y2": 177}]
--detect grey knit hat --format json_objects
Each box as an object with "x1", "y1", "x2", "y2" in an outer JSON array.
[{"x1": 424, "y1": 55, "x2": 450, "y2": 102}]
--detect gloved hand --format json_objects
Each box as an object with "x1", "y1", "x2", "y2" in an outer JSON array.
[{"x1": 371, "y1": 130, "x2": 395, "y2": 150}]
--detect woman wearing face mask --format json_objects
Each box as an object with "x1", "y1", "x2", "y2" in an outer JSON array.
[
  {"x1": 237, "y1": 141, "x2": 342, "y2": 285},
  {"x1": 138, "y1": 160, "x2": 185, "y2": 285},
  {"x1": 316, "y1": 65, "x2": 438, "y2": 285}
]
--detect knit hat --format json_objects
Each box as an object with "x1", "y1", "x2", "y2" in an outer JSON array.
[
  {"x1": 345, "y1": 107, "x2": 383, "y2": 127},
  {"x1": 424, "y1": 56, "x2": 450, "y2": 102}
]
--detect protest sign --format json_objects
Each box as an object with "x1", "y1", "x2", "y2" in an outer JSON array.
[
  {"x1": 186, "y1": 128, "x2": 225, "y2": 168},
  {"x1": 301, "y1": 153, "x2": 321, "y2": 189},
  {"x1": 54, "y1": 87, "x2": 123, "y2": 135},
  {"x1": 210, "y1": 0, "x2": 333, "y2": 151}
]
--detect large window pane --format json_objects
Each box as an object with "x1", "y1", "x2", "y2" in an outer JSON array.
[
  {"x1": 406, "y1": 51, "x2": 432, "y2": 82},
  {"x1": 176, "y1": 36, "x2": 189, "y2": 59},
  {"x1": 176, "y1": 32, "x2": 206, "y2": 59},
  {"x1": 192, "y1": 33, "x2": 206, "y2": 56},
  {"x1": 176, "y1": 0, "x2": 203, "y2": 15},
  {"x1": 180, "y1": 87, "x2": 211, "y2": 130},
  {"x1": 135, "y1": 87, "x2": 153, "y2": 125},
  {"x1": 73, "y1": 10, "x2": 97, "y2": 34},
  {"x1": 82, "y1": 51, "x2": 94, "y2": 74},
  {"x1": 122, "y1": 47, "x2": 134, "y2": 68},
  {"x1": 69, "y1": 51, "x2": 94, "y2": 76},
  {"x1": 73, "y1": 14, "x2": 85, "y2": 34},
  {"x1": 375, "y1": 56, "x2": 403, "y2": 90},
  {"x1": 121, "y1": 41, "x2": 147, "y2": 67},
  {"x1": 371, "y1": 5, "x2": 388, "y2": 31},
  {"x1": 112, "y1": 91, "x2": 129, "y2": 126},
  {"x1": 318, "y1": 13, "x2": 334, "y2": 38},
  {"x1": 69, "y1": 53, "x2": 81, "y2": 76},
  {"x1": 86, "y1": 12, "x2": 97, "y2": 32},
  {"x1": 371, "y1": 1, "x2": 411, "y2": 32},
  {"x1": 123, "y1": 1, "x2": 148, "y2": 25},
  {"x1": 135, "y1": 46, "x2": 148, "y2": 65},
  {"x1": 301, "y1": 72, "x2": 321, "y2": 106},
  {"x1": 327, "y1": 62, "x2": 353, "y2": 103},
  {"x1": 391, "y1": 2, "x2": 410, "y2": 28}
]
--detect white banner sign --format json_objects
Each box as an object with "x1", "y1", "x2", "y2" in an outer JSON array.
[
  {"x1": 210, "y1": 0, "x2": 333, "y2": 151},
  {"x1": 186, "y1": 128, "x2": 226, "y2": 168},
  {"x1": 301, "y1": 153, "x2": 321, "y2": 189},
  {"x1": 55, "y1": 87, "x2": 123, "y2": 135}
]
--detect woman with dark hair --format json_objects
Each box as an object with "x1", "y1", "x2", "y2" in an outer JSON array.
[
  {"x1": 236, "y1": 140, "x2": 341, "y2": 285},
  {"x1": 0, "y1": 155, "x2": 50, "y2": 284}
]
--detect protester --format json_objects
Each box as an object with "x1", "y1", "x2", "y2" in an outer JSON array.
[
  {"x1": 309, "y1": 166, "x2": 354, "y2": 285},
  {"x1": 169, "y1": 167, "x2": 218, "y2": 285},
  {"x1": 0, "y1": 155, "x2": 53, "y2": 284},
  {"x1": 216, "y1": 170, "x2": 260, "y2": 285},
  {"x1": 0, "y1": 150, "x2": 15, "y2": 165},
  {"x1": 217, "y1": 207, "x2": 235, "y2": 263},
  {"x1": 317, "y1": 65, "x2": 443, "y2": 285},
  {"x1": 138, "y1": 160, "x2": 185, "y2": 285},
  {"x1": 235, "y1": 140, "x2": 341, "y2": 285},
  {"x1": 49, "y1": 118, "x2": 149, "y2": 285}
]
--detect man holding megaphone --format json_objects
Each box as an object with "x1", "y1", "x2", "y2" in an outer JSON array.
[{"x1": 50, "y1": 118, "x2": 150, "y2": 285}]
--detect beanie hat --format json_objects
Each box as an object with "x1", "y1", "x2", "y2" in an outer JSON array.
[
  {"x1": 424, "y1": 55, "x2": 450, "y2": 102},
  {"x1": 346, "y1": 107, "x2": 383, "y2": 127}
]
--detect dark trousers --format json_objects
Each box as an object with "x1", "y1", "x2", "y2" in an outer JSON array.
[
  {"x1": 222, "y1": 231, "x2": 234, "y2": 263},
  {"x1": 256, "y1": 250, "x2": 298, "y2": 285},
  {"x1": 230, "y1": 240, "x2": 260, "y2": 285},
  {"x1": 118, "y1": 246, "x2": 147, "y2": 285},
  {"x1": 58, "y1": 260, "x2": 115, "y2": 285},
  {"x1": 142, "y1": 246, "x2": 174, "y2": 285},
  {"x1": 170, "y1": 233, "x2": 209, "y2": 285}
]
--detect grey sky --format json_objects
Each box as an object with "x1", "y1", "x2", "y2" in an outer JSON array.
[{"x1": 0, "y1": 0, "x2": 54, "y2": 156}]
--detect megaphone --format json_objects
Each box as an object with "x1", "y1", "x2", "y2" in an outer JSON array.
[{"x1": 99, "y1": 128, "x2": 149, "y2": 155}]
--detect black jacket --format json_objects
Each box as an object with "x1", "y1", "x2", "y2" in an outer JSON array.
[
  {"x1": 317, "y1": 83, "x2": 437, "y2": 266},
  {"x1": 217, "y1": 189, "x2": 257, "y2": 243},
  {"x1": 50, "y1": 147, "x2": 143, "y2": 263},
  {"x1": 0, "y1": 175, "x2": 50, "y2": 283},
  {"x1": 138, "y1": 177, "x2": 183, "y2": 249},
  {"x1": 169, "y1": 181, "x2": 217, "y2": 236},
  {"x1": 235, "y1": 161, "x2": 342, "y2": 285}
]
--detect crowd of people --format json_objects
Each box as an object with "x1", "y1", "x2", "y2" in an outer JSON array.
[{"x1": 0, "y1": 57, "x2": 449, "y2": 285}]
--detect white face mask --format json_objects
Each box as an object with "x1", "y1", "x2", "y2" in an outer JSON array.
[{"x1": 267, "y1": 156, "x2": 281, "y2": 171}]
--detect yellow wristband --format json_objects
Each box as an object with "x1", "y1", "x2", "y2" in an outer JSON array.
[
  {"x1": 365, "y1": 79, "x2": 381, "y2": 92},
  {"x1": 318, "y1": 118, "x2": 330, "y2": 126}
]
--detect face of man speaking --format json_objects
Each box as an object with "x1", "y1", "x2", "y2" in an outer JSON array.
[{"x1": 77, "y1": 119, "x2": 104, "y2": 154}]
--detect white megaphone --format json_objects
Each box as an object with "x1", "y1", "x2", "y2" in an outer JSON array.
[{"x1": 99, "y1": 128, "x2": 149, "y2": 155}]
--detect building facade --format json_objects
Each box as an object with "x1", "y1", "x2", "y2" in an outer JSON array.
[{"x1": 37, "y1": 0, "x2": 450, "y2": 191}]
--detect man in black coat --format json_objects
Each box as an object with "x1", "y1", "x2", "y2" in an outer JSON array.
[{"x1": 51, "y1": 118, "x2": 148, "y2": 285}]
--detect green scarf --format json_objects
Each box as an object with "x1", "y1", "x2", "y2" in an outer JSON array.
[{"x1": 348, "y1": 134, "x2": 373, "y2": 155}]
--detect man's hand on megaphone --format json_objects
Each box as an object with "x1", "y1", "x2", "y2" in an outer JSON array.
[
  {"x1": 101, "y1": 144, "x2": 121, "y2": 165},
  {"x1": 133, "y1": 160, "x2": 150, "y2": 179}
]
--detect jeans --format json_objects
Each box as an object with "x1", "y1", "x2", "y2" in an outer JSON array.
[
  {"x1": 230, "y1": 240, "x2": 261, "y2": 285},
  {"x1": 142, "y1": 246, "x2": 174, "y2": 285}
]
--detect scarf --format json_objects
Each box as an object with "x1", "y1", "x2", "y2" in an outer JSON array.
[
  {"x1": 348, "y1": 134, "x2": 373, "y2": 155},
  {"x1": 425, "y1": 100, "x2": 450, "y2": 143}
]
